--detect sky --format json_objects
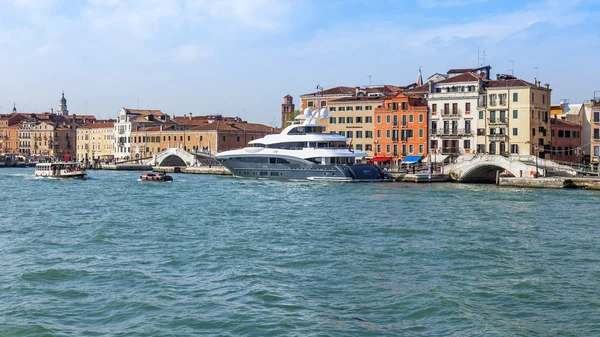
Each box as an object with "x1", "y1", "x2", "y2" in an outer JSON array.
[{"x1": 1, "y1": 0, "x2": 599, "y2": 126}]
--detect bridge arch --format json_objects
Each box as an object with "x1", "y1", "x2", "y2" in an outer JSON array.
[
  {"x1": 157, "y1": 155, "x2": 188, "y2": 166},
  {"x1": 446, "y1": 155, "x2": 539, "y2": 182}
]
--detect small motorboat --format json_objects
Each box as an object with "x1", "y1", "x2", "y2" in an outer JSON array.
[{"x1": 140, "y1": 172, "x2": 173, "y2": 182}]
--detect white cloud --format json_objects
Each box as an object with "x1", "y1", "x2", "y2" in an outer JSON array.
[{"x1": 173, "y1": 43, "x2": 215, "y2": 62}]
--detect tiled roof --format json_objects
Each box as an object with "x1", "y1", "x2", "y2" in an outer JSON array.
[
  {"x1": 486, "y1": 79, "x2": 538, "y2": 89},
  {"x1": 123, "y1": 108, "x2": 164, "y2": 116},
  {"x1": 190, "y1": 121, "x2": 278, "y2": 133},
  {"x1": 403, "y1": 84, "x2": 429, "y2": 94},
  {"x1": 301, "y1": 86, "x2": 355, "y2": 97},
  {"x1": 80, "y1": 122, "x2": 114, "y2": 129},
  {"x1": 328, "y1": 95, "x2": 388, "y2": 103},
  {"x1": 136, "y1": 125, "x2": 177, "y2": 132},
  {"x1": 551, "y1": 118, "x2": 581, "y2": 127},
  {"x1": 173, "y1": 117, "x2": 210, "y2": 126},
  {"x1": 436, "y1": 72, "x2": 483, "y2": 84}
]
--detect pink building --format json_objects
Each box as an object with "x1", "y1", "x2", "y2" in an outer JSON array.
[{"x1": 551, "y1": 117, "x2": 582, "y2": 163}]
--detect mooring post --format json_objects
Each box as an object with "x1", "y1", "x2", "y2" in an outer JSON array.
[{"x1": 496, "y1": 170, "x2": 500, "y2": 186}]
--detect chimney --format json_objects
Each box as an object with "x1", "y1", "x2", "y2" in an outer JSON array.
[
  {"x1": 189, "y1": 112, "x2": 192, "y2": 119},
  {"x1": 428, "y1": 80, "x2": 433, "y2": 93},
  {"x1": 544, "y1": 83, "x2": 549, "y2": 89}
]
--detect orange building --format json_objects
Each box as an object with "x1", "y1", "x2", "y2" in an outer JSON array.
[
  {"x1": 0, "y1": 113, "x2": 27, "y2": 153},
  {"x1": 373, "y1": 93, "x2": 429, "y2": 166}
]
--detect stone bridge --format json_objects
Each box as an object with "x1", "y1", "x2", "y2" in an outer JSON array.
[
  {"x1": 445, "y1": 155, "x2": 544, "y2": 182},
  {"x1": 149, "y1": 148, "x2": 220, "y2": 167}
]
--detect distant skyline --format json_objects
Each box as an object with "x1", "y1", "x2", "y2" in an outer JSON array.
[{"x1": 1, "y1": 0, "x2": 599, "y2": 125}]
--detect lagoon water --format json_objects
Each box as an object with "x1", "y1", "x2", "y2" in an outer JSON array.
[{"x1": 1, "y1": 167, "x2": 599, "y2": 336}]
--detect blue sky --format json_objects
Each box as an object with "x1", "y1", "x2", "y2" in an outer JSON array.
[{"x1": 1, "y1": 0, "x2": 599, "y2": 125}]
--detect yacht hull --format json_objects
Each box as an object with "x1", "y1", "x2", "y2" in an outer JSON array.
[{"x1": 218, "y1": 160, "x2": 387, "y2": 182}]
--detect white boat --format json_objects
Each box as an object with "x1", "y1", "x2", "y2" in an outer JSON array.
[
  {"x1": 35, "y1": 162, "x2": 87, "y2": 179},
  {"x1": 215, "y1": 108, "x2": 388, "y2": 182}
]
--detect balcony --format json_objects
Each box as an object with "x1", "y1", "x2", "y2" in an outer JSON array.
[
  {"x1": 440, "y1": 109, "x2": 462, "y2": 118},
  {"x1": 488, "y1": 118, "x2": 507, "y2": 125},
  {"x1": 393, "y1": 122, "x2": 398, "y2": 128},
  {"x1": 433, "y1": 128, "x2": 472, "y2": 137},
  {"x1": 392, "y1": 137, "x2": 399, "y2": 142},
  {"x1": 593, "y1": 118, "x2": 600, "y2": 124},
  {"x1": 499, "y1": 99, "x2": 507, "y2": 106},
  {"x1": 401, "y1": 123, "x2": 408, "y2": 128},
  {"x1": 488, "y1": 133, "x2": 507, "y2": 140}
]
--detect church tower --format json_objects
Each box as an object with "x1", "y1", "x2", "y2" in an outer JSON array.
[
  {"x1": 281, "y1": 94, "x2": 295, "y2": 128},
  {"x1": 12, "y1": 102, "x2": 17, "y2": 113},
  {"x1": 57, "y1": 91, "x2": 69, "y2": 116}
]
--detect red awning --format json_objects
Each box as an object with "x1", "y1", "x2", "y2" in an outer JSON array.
[{"x1": 370, "y1": 157, "x2": 391, "y2": 163}]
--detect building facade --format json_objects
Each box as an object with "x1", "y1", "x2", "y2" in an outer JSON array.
[
  {"x1": 550, "y1": 117, "x2": 582, "y2": 163},
  {"x1": 374, "y1": 93, "x2": 429, "y2": 165},
  {"x1": 113, "y1": 108, "x2": 175, "y2": 161},
  {"x1": 477, "y1": 76, "x2": 552, "y2": 158},
  {"x1": 321, "y1": 96, "x2": 385, "y2": 158},
  {"x1": 77, "y1": 122, "x2": 115, "y2": 163},
  {"x1": 421, "y1": 68, "x2": 490, "y2": 159},
  {"x1": 0, "y1": 113, "x2": 26, "y2": 153},
  {"x1": 130, "y1": 121, "x2": 278, "y2": 159},
  {"x1": 591, "y1": 99, "x2": 600, "y2": 165}
]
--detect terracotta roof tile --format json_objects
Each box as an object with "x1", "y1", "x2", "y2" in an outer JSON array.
[
  {"x1": 486, "y1": 79, "x2": 538, "y2": 88},
  {"x1": 436, "y1": 72, "x2": 483, "y2": 84},
  {"x1": 80, "y1": 122, "x2": 114, "y2": 129}
]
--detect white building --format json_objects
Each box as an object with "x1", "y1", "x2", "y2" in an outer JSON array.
[
  {"x1": 425, "y1": 66, "x2": 491, "y2": 157},
  {"x1": 113, "y1": 108, "x2": 172, "y2": 161}
]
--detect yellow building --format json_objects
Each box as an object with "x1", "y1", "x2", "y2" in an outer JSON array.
[
  {"x1": 77, "y1": 122, "x2": 115, "y2": 163},
  {"x1": 476, "y1": 76, "x2": 552, "y2": 158},
  {"x1": 318, "y1": 96, "x2": 386, "y2": 158}
]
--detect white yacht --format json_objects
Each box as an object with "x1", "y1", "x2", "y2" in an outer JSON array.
[{"x1": 215, "y1": 108, "x2": 387, "y2": 182}]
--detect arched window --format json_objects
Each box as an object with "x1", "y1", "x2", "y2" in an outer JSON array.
[{"x1": 489, "y1": 142, "x2": 496, "y2": 155}]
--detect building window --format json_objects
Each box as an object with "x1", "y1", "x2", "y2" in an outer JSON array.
[
  {"x1": 510, "y1": 144, "x2": 519, "y2": 154},
  {"x1": 419, "y1": 144, "x2": 423, "y2": 153},
  {"x1": 330, "y1": 117, "x2": 336, "y2": 124},
  {"x1": 432, "y1": 104, "x2": 437, "y2": 113},
  {"x1": 321, "y1": 101, "x2": 327, "y2": 107},
  {"x1": 237, "y1": 136, "x2": 240, "y2": 142},
  {"x1": 223, "y1": 136, "x2": 226, "y2": 141},
  {"x1": 542, "y1": 94, "x2": 545, "y2": 104},
  {"x1": 366, "y1": 116, "x2": 373, "y2": 123},
  {"x1": 329, "y1": 107, "x2": 336, "y2": 111},
  {"x1": 356, "y1": 131, "x2": 363, "y2": 138},
  {"x1": 594, "y1": 146, "x2": 599, "y2": 156},
  {"x1": 386, "y1": 115, "x2": 391, "y2": 123},
  {"x1": 386, "y1": 144, "x2": 391, "y2": 153},
  {"x1": 418, "y1": 129, "x2": 424, "y2": 138},
  {"x1": 339, "y1": 107, "x2": 345, "y2": 111},
  {"x1": 513, "y1": 110, "x2": 518, "y2": 119},
  {"x1": 409, "y1": 115, "x2": 414, "y2": 123},
  {"x1": 347, "y1": 131, "x2": 353, "y2": 138},
  {"x1": 464, "y1": 140, "x2": 470, "y2": 149},
  {"x1": 339, "y1": 117, "x2": 345, "y2": 124},
  {"x1": 409, "y1": 145, "x2": 414, "y2": 153},
  {"x1": 594, "y1": 128, "x2": 600, "y2": 140},
  {"x1": 377, "y1": 116, "x2": 381, "y2": 124},
  {"x1": 339, "y1": 131, "x2": 346, "y2": 137},
  {"x1": 377, "y1": 144, "x2": 381, "y2": 153},
  {"x1": 366, "y1": 131, "x2": 373, "y2": 138},
  {"x1": 418, "y1": 114, "x2": 424, "y2": 123},
  {"x1": 594, "y1": 112, "x2": 600, "y2": 122},
  {"x1": 356, "y1": 106, "x2": 363, "y2": 111},
  {"x1": 513, "y1": 93, "x2": 518, "y2": 102},
  {"x1": 346, "y1": 106, "x2": 353, "y2": 111},
  {"x1": 513, "y1": 128, "x2": 518, "y2": 136},
  {"x1": 477, "y1": 128, "x2": 485, "y2": 136},
  {"x1": 347, "y1": 117, "x2": 353, "y2": 124},
  {"x1": 558, "y1": 130, "x2": 564, "y2": 137},
  {"x1": 365, "y1": 106, "x2": 373, "y2": 110},
  {"x1": 531, "y1": 93, "x2": 535, "y2": 102},
  {"x1": 308, "y1": 101, "x2": 314, "y2": 107},
  {"x1": 377, "y1": 130, "x2": 381, "y2": 138},
  {"x1": 479, "y1": 111, "x2": 484, "y2": 119},
  {"x1": 386, "y1": 130, "x2": 390, "y2": 138},
  {"x1": 356, "y1": 116, "x2": 363, "y2": 123}
]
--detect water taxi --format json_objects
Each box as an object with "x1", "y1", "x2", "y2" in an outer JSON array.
[
  {"x1": 34, "y1": 162, "x2": 87, "y2": 179},
  {"x1": 140, "y1": 172, "x2": 173, "y2": 182}
]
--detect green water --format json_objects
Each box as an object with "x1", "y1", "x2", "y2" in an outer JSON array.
[{"x1": 1, "y1": 168, "x2": 599, "y2": 336}]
